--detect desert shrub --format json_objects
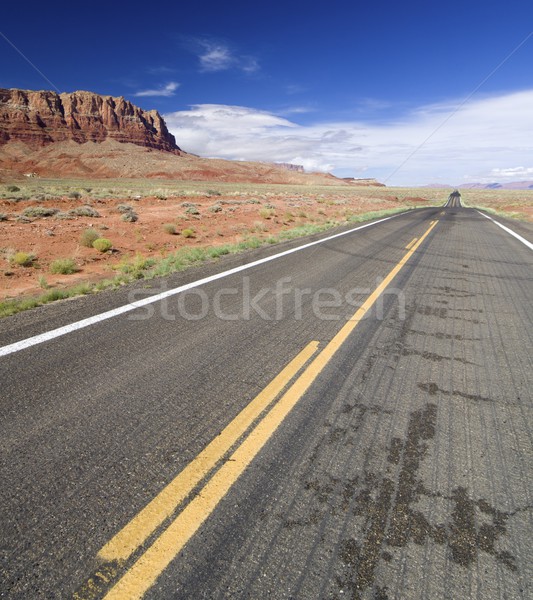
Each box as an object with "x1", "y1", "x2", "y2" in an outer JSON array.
[
  {"x1": 68, "y1": 191, "x2": 81, "y2": 199},
  {"x1": 38, "y1": 275, "x2": 50, "y2": 289},
  {"x1": 259, "y1": 208, "x2": 275, "y2": 219},
  {"x1": 50, "y1": 258, "x2": 78, "y2": 275},
  {"x1": 80, "y1": 228, "x2": 100, "y2": 247},
  {"x1": 11, "y1": 252, "x2": 35, "y2": 266},
  {"x1": 68, "y1": 206, "x2": 100, "y2": 218},
  {"x1": 6, "y1": 185, "x2": 20, "y2": 192},
  {"x1": 92, "y1": 238, "x2": 112, "y2": 252},
  {"x1": 182, "y1": 228, "x2": 195, "y2": 238},
  {"x1": 180, "y1": 202, "x2": 197, "y2": 208},
  {"x1": 121, "y1": 211, "x2": 138, "y2": 222},
  {"x1": 116, "y1": 204, "x2": 133, "y2": 213},
  {"x1": 253, "y1": 220, "x2": 268, "y2": 232},
  {"x1": 206, "y1": 189, "x2": 221, "y2": 196},
  {"x1": 55, "y1": 211, "x2": 75, "y2": 220},
  {"x1": 0, "y1": 213, "x2": 7, "y2": 221},
  {"x1": 185, "y1": 206, "x2": 200, "y2": 215},
  {"x1": 208, "y1": 204, "x2": 222, "y2": 213},
  {"x1": 163, "y1": 223, "x2": 177, "y2": 235},
  {"x1": 23, "y1": 206, "x2": 59, "y2": 218}
]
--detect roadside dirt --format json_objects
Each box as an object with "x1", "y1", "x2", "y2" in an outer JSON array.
[{"x1": 0, "y1": 192, "x2": 413, "y2": 300}]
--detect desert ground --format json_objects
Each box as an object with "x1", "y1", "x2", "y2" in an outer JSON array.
[{"x1": 1, "y1": 179, "x2": 531, "y2": 306}]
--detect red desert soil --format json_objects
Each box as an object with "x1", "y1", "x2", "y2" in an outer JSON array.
[{"x1": 0, "y1": 192, "x2": 415, "y2": 300}]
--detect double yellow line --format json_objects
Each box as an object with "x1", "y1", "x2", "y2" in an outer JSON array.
[{"x1": 78, "y1": 219, "x2": 439, "y2": 599}]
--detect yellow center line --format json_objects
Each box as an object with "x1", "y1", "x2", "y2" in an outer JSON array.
[
  {"x1": 405, "y1": 237, "x2": 418, "y2": 250},
  {"x1": 102, "y1": 218, "x2": 439, "y2": 599},
  {"x1": 99, "y1": 340, "x2": 319, "y2": 563}
]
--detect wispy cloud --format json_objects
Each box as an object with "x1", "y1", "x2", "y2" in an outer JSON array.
[
  {"x1": 188, "y1": 38, "x2": 259, "y2": 74},
  {"x1": 134, "y1": 81, "x2": 180, "y2": 97},
  {"x1": 164, "y1": 90, "x2": 533, "y2": 185},
  {"x1": 489, "y1": 166, "x2": 533, "y2": 179}
]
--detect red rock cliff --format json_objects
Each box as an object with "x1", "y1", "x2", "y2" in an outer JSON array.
[{"x1": 0, "y1": 88, "x2": 181, "y2": 153}]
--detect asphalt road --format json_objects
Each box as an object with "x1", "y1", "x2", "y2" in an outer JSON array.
[{"x1": 1, "y1": 204, "x2": 532, "y2": 600}]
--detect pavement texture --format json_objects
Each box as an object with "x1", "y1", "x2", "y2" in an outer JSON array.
[{"x1": 0, "y1": 206, "x2": 532, "y2": 599}]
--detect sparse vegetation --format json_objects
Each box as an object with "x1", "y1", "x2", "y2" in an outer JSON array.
[
  {"x1": 259, "y1": 207, "x2": 275, "y2": 219},
  {"x1": 10, "y1": 252, "x2": 35, "y2": 267},
  {"x1": 50, "y1": 258, "x2": 78, "y2": 275},
  {"x1": 69, "y1": 206, "x2": 100, "y2": 218},
  {"x1": 92, "y1": 238, "x2": 113, "y2": 252},
  {"x1": 121, "y1": 211, "x2": 138, "y2": 222},
  {"x1": 23, "y1": 206, "x2": 59, "y2": 218},
  {"x1": 38, "y1": 275, "x2": 50, "y2": 289},
  {"x1": 163, "y1": 223, "x2": 177, "y2": 235},
  {"x1": 80, "y1": 228, "x2": 100, "y2": 247},
  {"x1": 182, "y1": 228, "x2": 195, "y2": 238}
]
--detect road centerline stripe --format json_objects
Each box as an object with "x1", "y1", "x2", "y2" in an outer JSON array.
[
  {"x1": 102, "y1": 218, "x2": 439, "y2": 599},
  {"x1": 405, "y1": 237, "x2": 418, "y2": 250},
  {"x1": 98, "y1": 340, "x2": 319, "y2": 563}
]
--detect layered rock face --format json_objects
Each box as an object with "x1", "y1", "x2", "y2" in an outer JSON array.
[{"x1": 0, "y1": 88, "x2": 181, "y2": 153}]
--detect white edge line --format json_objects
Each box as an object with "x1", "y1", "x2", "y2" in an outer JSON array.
[
  {"x1": 0, "y1": 211, "x2": 410, "y2": 358},
  {"x1": 477, "y1": 210, "x2": 533, "y2": 251}
]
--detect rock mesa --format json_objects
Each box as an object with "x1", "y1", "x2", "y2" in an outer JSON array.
[{"x1": 0, "y1": 88, "x2": 181, "y2": 153}]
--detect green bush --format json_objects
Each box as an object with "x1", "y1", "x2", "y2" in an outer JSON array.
[
  {"x1": 182, "y1": 228, "x2": 195, "y2": 238},
  {"x1": 50, "y1": 258, "x2": 78, "y2": 274},
  {"x1": 185, "y1": 206, "x2": 200, "y2": 215},
  {"x1": 92, "y1": 238, "x2": 113, "y2": 252},
  {"x1": 23, "y1": 206, "x2": 59, "y2": 218},
  {"x1": 116, "y1": 204, "x2": 133, "y2": 213},
  {"x1": 11, "y1": 251, "x2": 35, "y2": 266},
  {"x1": 68, "y1": 206, "x2": 100, "y2": 218},
  {"x1": 80, "y1": 228, "x2": 100, "y2": 247},
  {"x1": 121, "y1": 211, "x2": 138, "y2": 222},
  {"x1": 208, "y1": 204, "x2": 222, "y2": 213},
  {"x1": 163, "y1": 223, "x2": 177, "y2": 234},
  {"x1": 6, "y1": 185, "x2": 20, "y2": 193}
]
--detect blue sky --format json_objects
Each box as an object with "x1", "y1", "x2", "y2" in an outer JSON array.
[{"x1": 1, "y1": 0, "x2": 532, "y2": 185}]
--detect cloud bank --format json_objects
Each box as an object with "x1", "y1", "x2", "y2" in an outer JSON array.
[{"x1": 164, "y1": 90, "x2": 533, "y2": 185}]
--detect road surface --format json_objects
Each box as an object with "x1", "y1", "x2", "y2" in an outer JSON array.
[{"x1": 1, "y1": 204, "x2": 532, "y2": 599}]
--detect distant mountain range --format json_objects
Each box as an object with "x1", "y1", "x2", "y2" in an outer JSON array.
[{"x1": 424, "y1": 182, "x2": 533, "y2": 190}]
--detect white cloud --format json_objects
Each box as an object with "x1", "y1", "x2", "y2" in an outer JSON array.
[
  {"x1": 135, "y1": 82, "x2": 180, "y2": 97},
  {"x1": 489, "y1": 166, "x2": 533, "y2": 179},
  {"x1": 164, "y1": 89, "x2": 533, "y2": 185},
  {"x1": 192, "y1": 39, "x2": 259, "y2": 74},
  {"x1": 199, "y1": 44, "x2": 233, "y2": 72}
]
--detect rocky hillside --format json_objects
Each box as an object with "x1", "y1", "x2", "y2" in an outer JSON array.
[{"x1": 0, "y1": 88, "x2": 181, "y2": 153}]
